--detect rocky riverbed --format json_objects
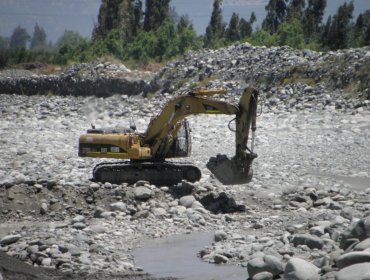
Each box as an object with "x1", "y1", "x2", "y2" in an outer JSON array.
[{"x1": 0, "y1": 44, "x2": 370, "y2": 280}]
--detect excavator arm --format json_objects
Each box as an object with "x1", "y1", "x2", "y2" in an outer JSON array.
[
  {"x1": 144, "y1": 87, "x2": 259, "y2": 184},
  {"x1": 207, "y1": 87, "x2": 258, "y2": 184}
]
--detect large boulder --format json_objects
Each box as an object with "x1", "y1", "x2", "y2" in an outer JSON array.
[
  {"x1": 283, "y1": 258, "x2": 320, "y2": 280},
  {"x1": 336, "y1": 252, "x2": 370, "y2": 269},
  {"x1": 291, "y1": 234, "x2": 324, "y2": 249},
  {"x1": 335, "y1": 263, "x2": 370, "y2": 280},
  {"x1": 247, "y1": 255, "x2": 284, "y2": 278}
]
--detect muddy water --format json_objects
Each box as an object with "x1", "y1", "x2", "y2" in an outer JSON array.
[{"x1": 133, "y1": 232, "x2": 248, "y2": 280}]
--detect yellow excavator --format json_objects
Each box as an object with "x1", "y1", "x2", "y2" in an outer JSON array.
[{"x1": 78, "y1": 87, "x2": 258, "y2": 185}]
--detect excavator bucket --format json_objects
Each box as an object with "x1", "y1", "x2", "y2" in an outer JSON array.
[{"x1": 206, "y1": 154, "x2": 256, "y2": 185}]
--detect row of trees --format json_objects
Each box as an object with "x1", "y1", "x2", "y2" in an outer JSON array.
[
  {"x1": 0, "y1": 0, "x2": 369, "y2": 68},
  {"x1": 205, "y1": 0, "x2": 370, "y2": 50},
  {"x1": 0, "y1": 24, "x2": 49, "y2": 51}
]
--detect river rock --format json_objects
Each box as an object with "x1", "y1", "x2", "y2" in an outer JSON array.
[
  {"x1": 252, "y1": 271, "x2": 274, "y2": 280},
  {"x1": 283, "y1": 258, "x2": 320, "y2": 280},
  {"x1": 247, "y1": 255, "x2": 284, "y2": 278},
  {"x1": 335, "y1": 252, "x2": 370, "y2": 269},
  {"x1": 0, "y1": 234, "x2": 21, "y2": 246},
  {"x1": 72, "y1": 215, "x2": 85, "y2": 224},
  {"x1": 78, "y1": 253, "x2": 91, "y2": 265},
  {"x1": 41, "y1": 257, "x2": 52, "y2": 266},
  {"x1": 354, "y1": 238, "x2": 370, "y2": 251},
  {"x1": 72, "y1": 222, "x2": 86, "y2": 229},
  {"x1": 26, "y1": 245, "x2": 39, "y2": 254},
  {"x1": 340, "y1": 207, "x2": 355, "y2": 220},
  {"x1": 40, "y1": 202, "x2": 48, "y2": 215},
  {"x1": 309, "y1": 226, "x2": 325, "y2": 237},
  {"x1": 335, "y1": 262, "x2": 370, "y2": 280},
  {"x1": 110, "y1": 202, "x2": 127, "y2": 212},
  {"x1": 292, "y1": 234, "x2": 324, "y2": 249},
  {"x1": 214, "y1": 254, "x2": 228, "y2": 264},
  {"x1": 134, "y1": 187, "x2": 153, "y2": 200},
  {"x1": 93, "y1": 208, "x2": 114, "y2": 219},
  {"x1": 214, "y1": 230, "x2": 227, "y2": 242},
  {"x1": 179, "y1": 195, "x2": 196, "y2": 208},
  {"x1": 152, "y1": 207, "x2": 167, "y2": 217},
  {"x1": 87, "y1": 225, "x2": 107, "y2": 234}
]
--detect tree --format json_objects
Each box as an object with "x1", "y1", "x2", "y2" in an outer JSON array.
[
  {"x1": 249, "y1": 12, "x2": 257, "y2": 25},
  {"x1": 239, "y1": 18, "x2": 252, "y2": 38},
  {"x1": 278, "y1": 18, "x2": 305, "y2": 48},
  {"x1": 353, "y1": 11, "x2": 370, "y2": 47},
  {"x1": 177, "y1": 24, "x2": 201, "y2": 54},
  {"x1": 30, "y1": 24, "x2": 47, "y2": 51},
  {"x1": 226, "y1": 13, "x2": 240, "y2": 42},
  {"x1": 143, "y1": 0, "x2": 171, "y2": 32},
  {"x1": 303, "y1": 0, "x2": 326, "y2": 40},
  {"x1": 287, "y1": 0, "x2": 305, "y2": 20},
  {"x1": 262, "y1": 0, "x2": 288, "y2": 34},
  {"x1": 177, "y1": 15, "x2": 191, "y2": 32},
  {"x1": 93, "y1": 0, "x2": 121, "y2": 38},
  {"x1": 321, "y1": 1, "x2": 354, "y2": 50},
  {"x1": 56, "y1": 30, "x2": 86, "y2": 50},
  {"x1": 204, "y1": 0, "x2": 226, "y2": 48},
  {"x1": 131, "y1": 0, "x2": 143, "y2": 36},
  {"x1": 248, "y1": 29, "x2": 279, "y2": 47},
  {"x1": 9, "y1": 25, "x2": 30, "y2": 49},
  {"x1": 93, "y1": 0, "x2": 141, "y2": 41}
]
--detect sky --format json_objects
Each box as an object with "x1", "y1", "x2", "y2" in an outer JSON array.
[{"x1": 0, "y1": 0, "x2": 369, "y2": 43}]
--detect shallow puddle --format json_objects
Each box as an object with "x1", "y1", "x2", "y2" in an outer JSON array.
[
  {"x1": 331, "y1": 175, "x2": 370, "y2": 191},
  {"x1": 309, "y1": 172, "x2": 370, "y2": 191},
  {"x1": 133, "y1": 231, "x2": 247, "y2": 280}
]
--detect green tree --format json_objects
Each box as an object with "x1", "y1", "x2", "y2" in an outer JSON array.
[
  {"x1": 226, "y1": 13, "x2": 240, "y2": 42},
  {"x1": 93, "y1": 0, "x2": 139, "y2": 41},
  {"x1": 353, "y1": 11, "x2": 370, "y2": 47},
  {"x1": 238, "y1": 12, "x2": 256, "y2": 39},
  {"x1": 9, "y1": 25, "x2": 30, "y2": 49},
  {"x1": 94, "y1": 0, "x2": 121, "y2": 38},
  {"x1": 248, "y1": 29, "x2": 279, "y2": 47},
  {"x1": 56, "y1": 30, "x2": 86, "y2": 50},
  {"x1": 287, "y1": 0, "x2": 305, "y2": 20},
  {"x1": 177, "y1": 15, "x2": 191, "y2": 32},
  {"x1": 131, "y1": 0, "x2": 143, "y2": 36},
  {"x1": 262, "y1": 0, "x2": 288, "y2": 34},
  {"x1": 303, "y1": 0, "x2": 326, "y2": 40},
  {"x1": 239, "y1": 18, "x2": 252, "y2": 39},
  {"x1": 204, "y1": 0, "x2": 226, "y2": 48},
  {"x1": 30, "y1": 24, "x2": 48, "y2": 51},
  {"x1": 321, "y1": 1, "x2": 354, "y2": 50},
  {"x1": 178, "y1": 24, "x2": 201, "y2": 53},
  {"x1": 143, "y1": 0, "x2": 171, "y2": 32},
  {"x1": 249, "y1": 12, "x2": 257, "y2": 25},
  {"x1": 278, "y1": 18, "x2": 305, "y2": 48}
]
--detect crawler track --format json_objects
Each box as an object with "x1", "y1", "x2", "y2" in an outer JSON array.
[{"x1": 93, "y1": 161, "x2": 201, "y2": 185}]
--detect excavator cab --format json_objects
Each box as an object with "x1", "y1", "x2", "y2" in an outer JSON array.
[{"x1": 165, "y1": 119, "x2": 192, "y2": 158}]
